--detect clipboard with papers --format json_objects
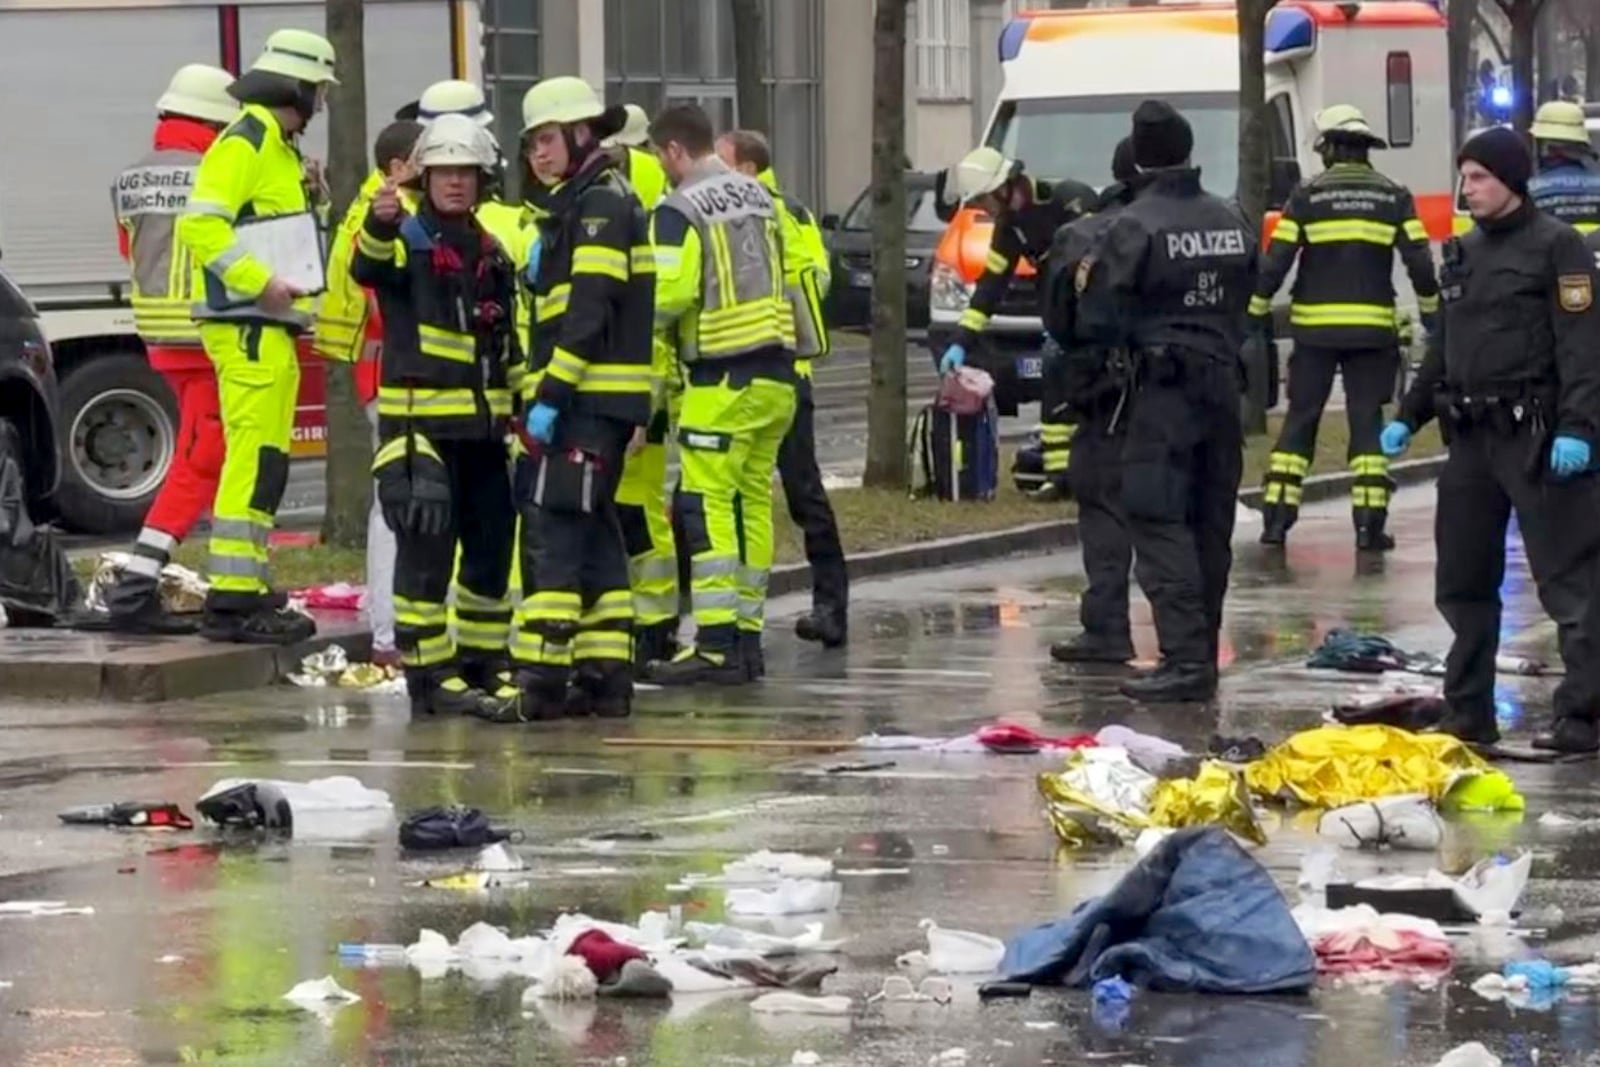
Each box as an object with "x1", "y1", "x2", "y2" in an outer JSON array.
[{"x1": 222, "y1": 211, "x2": 327, "y2": 306}]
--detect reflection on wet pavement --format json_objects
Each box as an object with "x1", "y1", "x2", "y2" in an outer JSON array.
[{"x1": 0, "y1": 494, "x2": 1595, "y2": 1065}]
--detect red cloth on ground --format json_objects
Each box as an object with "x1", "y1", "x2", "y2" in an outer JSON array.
[
  {"x1": 566, "y1": 928, "x2": 646, "y2": 982},
  {"x1": 1312, "y1": 928, "x2": 1454, "y2": 977},
  {"x1": 143, "y1": 366, "x2": 223, "y2": 541},
  {"x1": 977, "y1": 722, "x2": 1098, "y2": 755}
]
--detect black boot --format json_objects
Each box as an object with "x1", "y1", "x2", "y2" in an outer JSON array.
[
  {"x1": 513, "y1": 671, "x2": 569, "y2": 723},
  {"x1": 1354, "y1": 507, "x2": 1396, "y2": 552},
  {"x1": 740, "y1": 631, "x2": 766, "y2": 680},
  {"x1": 430, "y1": 674, "x2": 507, "y2": 718},
  {"x1": 795, "y1": 609, "x2": 847, "y2": 648},
  {"x1": 1258, "y1": 503, "x2": 1293, "y2": 546},
  {"x1": 1049, "y1": 633, "x2": 1135, "y2": 664},
  {"x1": 647, "y1": 645, "x2": 747, "y2": 687},
  {"x1": 578, "y1": 662, "x2": 634, "y2": 719},
  {"x1": 1431, "y1": 705, "x2": 1500, "y2": 747},
  {"x1": 200, "y1": 604, "x2": 316, "y2": 646},
  {"x1": 632, "y1": 620, "x2": 679, "y2": 675},
  {"x1": 107, "y1": 598, "x2": 200, "y2": 636},
  {"x1": 1119, "y1": 661, "x2": 1217, "y2": 703},
  {"x1": 1533, "y1": 717, "x2": 1599, "y2": 754}
]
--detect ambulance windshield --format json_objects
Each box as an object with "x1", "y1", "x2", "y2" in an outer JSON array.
[{"x1": 988, "y1": 92, "x2": 1240, "y2": 197}]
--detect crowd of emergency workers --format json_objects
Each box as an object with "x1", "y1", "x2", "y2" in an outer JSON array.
[{"x1": 93, "y1": 28, "x2": 1600, "y2": 753}]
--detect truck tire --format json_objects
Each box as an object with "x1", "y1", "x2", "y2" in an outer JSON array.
[{"x1": 52, "y1": 351, "x2": 178, "y2": 535}]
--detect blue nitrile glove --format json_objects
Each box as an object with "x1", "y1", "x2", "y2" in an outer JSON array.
[
  {"x1": 1550, "y1": 435, "x2": 1590, "y2": 478},
  {"x1": 526, "y1": 402, "x2": 559, "y2": 446},
  {"x1": 939, "y1": 343, "x2": 967, "y2": 375},
  {"x1": 1379, "y1": 420, "x2": 1412, "y2": 458},
  {"x1": 523, "y1": 236, "x2": 542, "y2": 287}
]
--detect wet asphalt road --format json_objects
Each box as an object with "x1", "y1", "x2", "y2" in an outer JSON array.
[{"x1": 5, "y1": 490, "x2": 1600, "y2": 1066}]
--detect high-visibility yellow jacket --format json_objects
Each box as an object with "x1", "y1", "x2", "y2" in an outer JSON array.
[{"x1": 758, "y1": 167, "x2": 830, "y2": 373}]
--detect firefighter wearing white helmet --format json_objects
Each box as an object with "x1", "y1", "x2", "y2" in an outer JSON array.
[
  {"x1": 1251, "y1": 102, "x2": 1440, "y2": 552},
  {"x1": 352, "y1": 111, "x2": 524, "y2": 721},
  {"x1": 172, "y1": 29, "x2": 336, "y2": 645},
  {"x1": 509, "y1": 76, "x2": 654, "y2": 720},
  {"x1": 100, "y1": 63, "x2": 240, "y2": 634},
  {"x1": 1529, "y1": 100, "x2": 1600, "y2": 236},
  {"x1": 934, "y1": 144, "x2": 1095, "y2": 495},
  {"x1": 604, "y1": 103, "x2": 668, "y2": 209}
]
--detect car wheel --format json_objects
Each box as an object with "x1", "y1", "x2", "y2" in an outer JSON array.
[{"x1": 53, "y1": 351, "x2": 177, "y2": 535}]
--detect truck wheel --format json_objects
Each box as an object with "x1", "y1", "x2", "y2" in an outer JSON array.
[{"x1": 52, "y1": 352, "x2": 178, "y2": 535}]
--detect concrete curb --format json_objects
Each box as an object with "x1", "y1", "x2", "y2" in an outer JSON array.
[{"x1": 769, "y1": 453, "x2": 1446, "y2": 599}]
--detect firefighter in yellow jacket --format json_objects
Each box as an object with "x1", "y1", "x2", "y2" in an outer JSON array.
[
  {"x1": 717, "y1": 129, "x2": 846, "y2": 653},
  {"x1": 352, "y1": 115, "x2": 523, "y2": 720},
  {"x1": 177, "y1": 28, "x2": 337, "y2": 644},
  {"x1": 607, "y1": 103, "x2": 669, "y2": 209},
  {"x1": 646, "y1": 105, "x2": 798, "y2": 686}
]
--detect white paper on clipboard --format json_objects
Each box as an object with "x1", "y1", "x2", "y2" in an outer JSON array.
[{"x1": 225, "y1": 212, "x2": 326, "y2": 304}]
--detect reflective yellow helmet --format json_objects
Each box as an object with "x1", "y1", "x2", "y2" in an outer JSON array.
[
  {"x1": 1314, "y1": 104, "x2": 1386, "y2": 148},
  {"x1": 250, "y1": 28, "x2": 338, "y2": 86},
  {"x1": 520, "y1": 76, "x2": 625, "y2": 138},
  {"x1": 952, "y1": 146, "x2": 1019, "y2": 203},
  {"x1": 1532, "y1": 101, "x2": 1590, "y2": 146}
]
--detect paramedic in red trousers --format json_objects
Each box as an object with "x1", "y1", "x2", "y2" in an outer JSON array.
[
  {"x1": 353, "y1": 115, "x2": 523, "y2": 720},
  {"x1": 312, "y1": 119, "x2": 424, "y2": 666},
  {"x1": 100, "y1": 65, "x2": 241, "y2": 633},
  {"x1": 937, "y1": 149, "x2": 1095, "y2": 484},
  {"x1": 1383, "y1": 128, "x2": 1600, "y2": 754}
]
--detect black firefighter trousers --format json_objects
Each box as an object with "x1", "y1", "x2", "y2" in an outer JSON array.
[
  {"x1": 777, "y1": 377, "x2": 848, "y2": 621},
  {"x1": 1435, "y1": 428, "x2": 1600, "y2": 728},
  {"x1": 1121, "y1": 358, "x2": 1243, "y2": 667}
]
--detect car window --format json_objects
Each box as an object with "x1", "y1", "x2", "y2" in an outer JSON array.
[
  {"x1": 0, "y1": 266, "x2": 32, "y2": 318},
  {"x1": 843, "y1": 189, "x2": 873, "y2": 231},
  {"x1": 843, "y1": 181, "x2": 943, "y2": 232}
]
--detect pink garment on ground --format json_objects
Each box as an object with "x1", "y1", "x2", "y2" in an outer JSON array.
[{"x1": 1312, "y1": 927, "x2": 1453, "y2": 977}]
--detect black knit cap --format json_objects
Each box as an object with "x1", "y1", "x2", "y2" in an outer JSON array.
[
  {"x1": 1131, "y1": 100, "x2": 1194, "y2": 169},
  {"x1": 1110, "y1": 137, "x2": 1138, "y2": 183},
  {"x1": 1457, "y1": 127, "x2": 1532, "y2": 197}
]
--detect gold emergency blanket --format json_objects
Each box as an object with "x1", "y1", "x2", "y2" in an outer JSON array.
[
  {"x1": 1039, "y1": 748, "x2": 1267, "y2": 848},
  {"x1": 1244, "y1": 725, "x2": 1517, "y2": 810}
]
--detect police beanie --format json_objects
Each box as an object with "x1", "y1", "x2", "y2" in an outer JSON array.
[
  {"x1": 1457, "y1": 127, "x2": 1532, "y2": 198},
  {"x1": 1131, "y1": 100, "x2": 1194, "y2": 169},
  {"x1": 1111, "y1": 137, "x2": 1138, "y2": 183}
]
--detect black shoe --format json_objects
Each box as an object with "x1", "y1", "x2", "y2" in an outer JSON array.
[
  {"x1": 106, "y1": 601, "x2": 200, "y2": 636},
  {"x1": 1258, "y1": 505, "x2": 1291, "y2": 547},
  {"x1": 632, "y1": 621, "x2": 680, "y2": 675},
  {"x1": 200, "y1": 606, "x2": 316, "y2": 646},
  {"x1": 647, "y1": 647, "x2": 747, "y2": 687},
  {"x1": 740, "y1": 632, "x2": 766, "y2": 680},
  {"x1": 429, "y1": 676, "x2": 502, "y2": 718},
  {"x1": 1533, "y1": 718, "x2": 1600, "y2": 754},
  {"x1": 512, "y1": 673, "x2": 568, "y2": 722},
  {"x1": 1355, "y1": 527, "x2": 1396, "y2": 552},
  {"x1": 796, "y1": 610, "x2": 847, "y2": 648},
  {"x1": 1431, "y1": 709, "x2": 1501, "y2": 748},
  {"x1": 1119, "y1": 661, "x2": 1217, "y2": 703},
  {"x1": 577, "y1": 663, "x2": 634, "y2": 719},
  {"x1": 1049, "y1": 634, "x2": 1135, "y2": 664}
]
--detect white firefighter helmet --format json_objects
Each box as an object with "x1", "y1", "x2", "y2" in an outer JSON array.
[
  {"x1": 249, "y1": 28, "x2": 339, "y2": 85},
  {"x1": 415, "y1": 113, "x2": 499, "y2": 171},
  {"x1": 605, "y1": 104, "x2": 651, "y2": 148},
  {"x1": 1313, "y1": 104, "x2": 1386, "y2": 147},
  {"x1": 952, "y1": 146, "x2": 1019, "y2": 203},
  {"x1": 520, "y1": 76, "x2": 626, "y2": 138},
  {"x1": 418, "y1": 79, "x2": 493, "y2": 128},
  {"x1": 157, "y1": 64, "x2": 239, "y2": 125},
  {"x1": 1531, "y1": 100, "x2": 1591, "y2": 146}
]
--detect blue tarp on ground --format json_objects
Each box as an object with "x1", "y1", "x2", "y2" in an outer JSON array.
[{"x1": 999, "y1": 827, "x2": 1315, "y2": 994}]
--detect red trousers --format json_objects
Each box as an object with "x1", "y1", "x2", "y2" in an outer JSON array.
[{"x1": 144, "y1": 357, "x2": 224, "y2": 542}]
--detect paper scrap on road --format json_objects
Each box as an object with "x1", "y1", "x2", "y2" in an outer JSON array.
[
  {"x1": 898, "y1": 919, "x2": 1005, "y2": 975},
  {"x1": 749, "y1": 992, "x2": 852, "y2": 1015},
  {"x1": 725, "y1": 879, "x2": 842, "y2": 916},
  {"x1": 685, "y1": 921, "x2": 846, "y2": 956},
  {"x1": 283, "y1": 975, "x2": 360, "y2": 1015},
  {"x1": 1434, "y1": 1041, "x2": 1502, "y2": 1067},
  {"x1": 0, "y1": 901, "x2": 94, "y2": 917},
  {"x1": 477, "y1": 843, "x2": 526, "y2": 872}
]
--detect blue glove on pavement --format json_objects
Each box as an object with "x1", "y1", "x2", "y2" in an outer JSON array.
[
  {"x1": 523, "y1": 237, "x2": 542, "y2": 287},
  {"x1": 1550, "y1": 435, "x2": 1591, "y2": 477},
  {"x1": 939, "y1": 343, "x2": 966, "y2": 375},
  {"x1": 1379, "y1": 421, "x2": 1412, "y2": 458},
  {"x1": 525, "y1": 402, "x2": 559, "y2": 446}
]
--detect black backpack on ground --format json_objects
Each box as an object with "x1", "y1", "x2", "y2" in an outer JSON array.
[{"x1": 398, "y1": 805, "x2": 516, "y2": 850}]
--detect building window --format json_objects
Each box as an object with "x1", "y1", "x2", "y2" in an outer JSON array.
[
  {"x1": 482, "y1": 0, "x2": 540, "y2": 198},
  {"x1": 917, "y1": 0, "x2": 970, "y2": 102}
]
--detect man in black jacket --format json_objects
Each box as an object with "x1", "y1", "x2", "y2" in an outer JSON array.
[{"x1": 1383, "y1": 127, "x2": 1600, "y2": 753}]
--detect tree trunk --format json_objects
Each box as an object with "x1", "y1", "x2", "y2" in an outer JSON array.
[
  {"x1": 1236, "y1": 0, "x2": 1272, "y2": 436},
  {"x1": 1589, "y1": 31, "x2": 1600, "y2": 99},
  {"x1": 864, "y1": 0, "x2": 910, "y2": 490},
  {"x1": 1498, "y1": 0, "x2": 1547, "y2": 130},
  {"x1": 322, "y1": 0, "x2": 373, "y2": 548},
  {"x1": 1447, "y1": 0, "x2": 1475, "y2": 150},
  {"x1": 729, "y1": 0, "x2": 771, "y2": 134}
]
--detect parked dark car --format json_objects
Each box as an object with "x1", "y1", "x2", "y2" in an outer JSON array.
[
  {"x1": 821, "y1": 171, "x2": 945, "y2": 330},
  {"x1": 0, "y1": 263, "x2": 59, "y2": 515}
]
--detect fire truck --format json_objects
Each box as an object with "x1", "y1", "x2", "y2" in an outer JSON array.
[
  {"x1": 0, "y1": 0, "x2": 487, "y2": 533},
  {"x1": 929, "y1": 0, "x2": 1455, "y2": 415}
]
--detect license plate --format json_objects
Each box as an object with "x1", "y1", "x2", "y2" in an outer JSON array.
[{"x1": 1016, "y1": 355, "x2": 1043, "y2": 379}]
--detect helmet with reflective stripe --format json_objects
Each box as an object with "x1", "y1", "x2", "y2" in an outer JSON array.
[
  {"x1": 952, "y1": 146, "x2": 1020, "y2": 203},
  {"x1": 1314, "y1": 104, "x2": 1386, "y2": 148},
  {"x1": 250, "y1": 28, "x2": 339, "y2": 86},
  {"x1": 1532, "y1": 101, "x2": 1591, "y2": 146},
  {"x1": 605, "y1": 104, "x2": 650, "y2": 148},
  {"x1": 418, "y1": 79, "x2": 493, "y2": 128},
  {"x1": 157, "y1": 64, "x2": 239, "y2": 125},
  {"x1": 520, "y1": 76, "x2": 625, "y2": 138},
  {"x1": 415, "y1": 113, "x2": 499, "y2": 171}
]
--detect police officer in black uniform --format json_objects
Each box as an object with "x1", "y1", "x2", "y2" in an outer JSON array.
[
  {"x1": 1042, "y1": 139, "x2": 1139, "y2": 663},
  {"x1": 1252, "y1": 105, "x2": 1441, "y2": 551},
  {"x1": 1077, "y1": 101, "x2": 1258, "y2": 703},
  {"x1": 1384, "y1": 127, "x2": 1600, "y2": 753}
]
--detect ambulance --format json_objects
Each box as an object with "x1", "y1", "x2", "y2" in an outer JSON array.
[
  {"x1": 0, "y1": 0, "x2": 486, "y2": 533},
  {"x1": 928, "y1": 0, "x2": 1454, "y2": 415}
]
